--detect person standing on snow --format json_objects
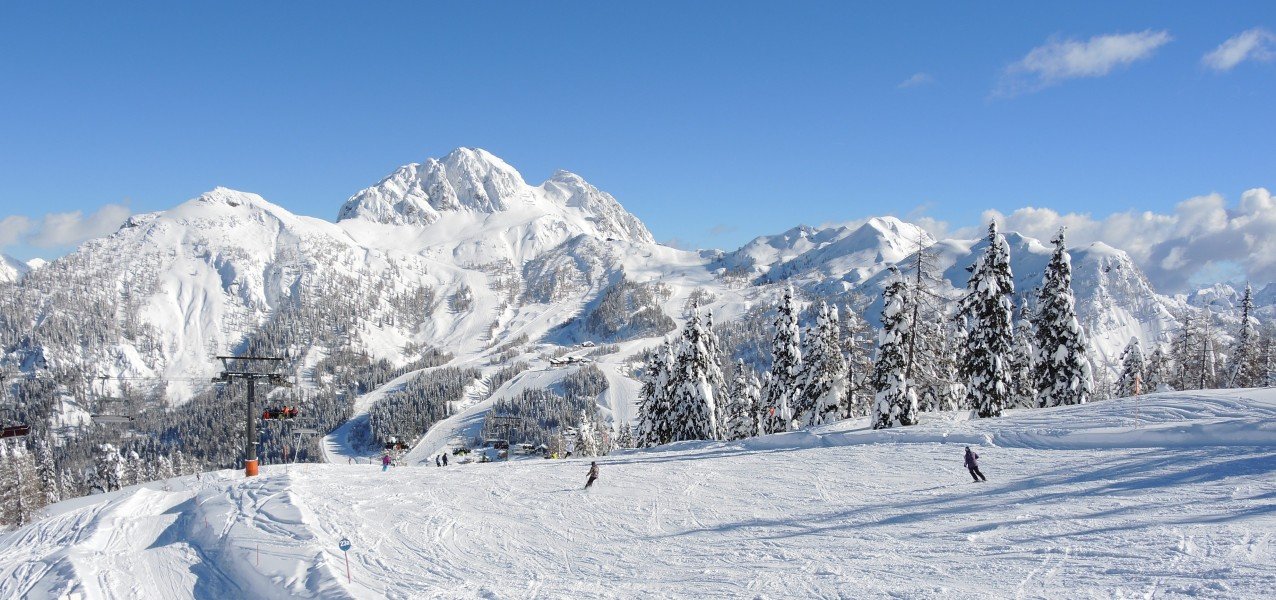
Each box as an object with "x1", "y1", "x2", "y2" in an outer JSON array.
[
  {"x1": 442, "y1": 452, "x2": 449, "y2": 466},
  {"x1": 435, "y1": 455, "x2": 442, "y2": 467},
  {"x1": 382, "y1": 453, "x2": 392, "y2": 472},
  {"x1": 584, "y1": 461, "x2": 600, "y2": 489},
  {"x1": 964, "y1": 446, "x2": 986, "y2": 482}
]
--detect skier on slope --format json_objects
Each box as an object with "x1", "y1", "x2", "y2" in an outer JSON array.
[
  {"x1": 964, "y1": 446, "x2": 987, "y2": 482},
  {"x1": 442, "y1": 452, "x2": 448, "y2": 466},
  {"x1": 585, "y1": 461, "x2": 600, "y2": 489},
  {"x1": 435, "y1": 454, "x2": 442, "y2": 467},
  {"x1": 382, "y1": 452, "x2": 392, "y2": 472}
]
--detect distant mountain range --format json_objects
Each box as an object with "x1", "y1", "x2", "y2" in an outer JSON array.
[{"x1": 1, "y1": 148, "x2": 1268, "y2": 405}]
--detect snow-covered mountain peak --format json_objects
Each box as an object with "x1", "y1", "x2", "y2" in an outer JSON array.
[
  {"x1": 0, "y1": 253, "x2": 31, "y2": 283},
  {"x1": 180, "y1": 187, "x2": 289, "y2": 217},
  {"x1": 717, "y1": 216, "x2": 936, "y2": 285},
  {"x1": 336, "y1": 148, "x2": 527, "y2": 226},
  {"x1": 336, "y1": 148, "x2": 653, "y2": 250},
  {"x1": 863, "y1": 215, "x2": 931, "y2": 242}
]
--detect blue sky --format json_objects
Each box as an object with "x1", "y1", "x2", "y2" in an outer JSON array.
[{"x1": 0, "y1": 2, "x2": 1273, "y2": 287}]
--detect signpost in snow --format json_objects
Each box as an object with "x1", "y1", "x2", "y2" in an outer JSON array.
[{"x1": 339, "y1": 537, "x2": 352, "y2": 583}]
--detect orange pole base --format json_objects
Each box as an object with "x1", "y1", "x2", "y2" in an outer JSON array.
[{"x1": 245, "y1": 459, "x2": 259, "y2": 477}]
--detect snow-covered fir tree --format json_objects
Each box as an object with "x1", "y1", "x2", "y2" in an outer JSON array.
[
  {"x1": 1092, "y1": 360, "x2": 1115, "y2": 400},
  {"x1": 637, "y1": 340, "x2": 675, "y2": 446},
  {"x1": 1, "y1": 442, "x2": 46, "y2": 527},
  {"x1": 935, "y1": 316, "x2": 969, "y2": 411},
  {"x1": 1033, "y1": 228, "x2": 1093, "y2": 408},
  {"x1": 1267, "y1": 334, "x2": 1276, "y2": 387},
  {"x1": 899, "y1": 242, "x2": 952, "y2": 414},
  {"x1": 575, "y1": 411, "x2": 600, "y2": 457},
  {"x1": 32, "y1": 434, "x2": 60, "y2": 506},
  {"x1": 1230, "y1": 284, "x2": 1263, "y2": 388},
  {"x1": 1008, "y1": 301, "x2": 1038, "y2": 408},
  {"x1": 871, "y1": 271, "x2": 918, "y2": 428},
  {"x1": 667, "y1": 308, "x2": 721, "y2": 441},
  {"x1": 702, "y1": 309, "x2": 730, "y2": 438},
  {"x1": 758, "y1": 371, "x2": 774, "y2": 429},
  {"x1": 123, "y1": 448, "x2": 144, "y2": 488},
  {"x1": 1173, "y1": 310, "x2": 1223, "y2": 390},
  {"x1": 154, "y1": 454, "x2": 176, "y2": 482},
  {"x1": 1200, "y1": 308, "x2": 1219, "y2": 389},
  {"x1": 762, "y1": 286, "x2": 802, "y2": 433},
  {"x1": 92, "y1": 444, "x2": 124, "y2": 494},
  {"x1": 1117, "y1": 337, "x2": 1146, "y2": 397},
  {"x1": 796, "y1": 302, "x2": 847, "y2": 427},
  {"x1": 1144, "y1": 344, "x2": 1171, "y2": 392},
  {"x1": 615, "y1": 423, "x2": 636, "y2": 449},
  {"x1": 839, "y1": 302, "x2": 875, "y2": 418},
  {"x1": 725, "y1": 360, "x2": 762, "y2": 440},
  {"x1": 961, "y1": 222, "x2": 1016, "y2": 419}
]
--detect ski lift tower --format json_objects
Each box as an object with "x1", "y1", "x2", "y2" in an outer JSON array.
[{"x1": 211, "y1": 356, "x2": 291, "y2": 477}]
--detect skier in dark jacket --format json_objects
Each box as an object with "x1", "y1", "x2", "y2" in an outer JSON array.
[
  {"x1": 382, "y1": 453, "x2": 393, "y2": 472},
  {"x1": 442, "y1": 452, "x2": 448, "y2": 466},
  {"x1": 964, "y1": 446, "x2": 986, "y2": 482},
  {"x1": 585, "y1": 461, "x2": 600, "y2": 489}
]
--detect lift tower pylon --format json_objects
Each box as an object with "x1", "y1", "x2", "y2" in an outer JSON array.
[{"x1": 212, "y1": 356, "x2": 290, "y2": 477}]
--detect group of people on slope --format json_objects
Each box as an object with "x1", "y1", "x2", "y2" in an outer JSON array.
[
  {"x1": 378, "y1": 451, "x2": 452, "y2": 471},
  {"x1": 380, "y1": 448, "x2": 983, "y2": 488}
]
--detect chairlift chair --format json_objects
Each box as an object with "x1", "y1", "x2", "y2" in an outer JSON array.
[
  {"x1": 261, "y1": 406, "x2": 301, "y2": 421},
  {"x1": 0, "y1": 373, "x2": 28, "y2": 438},
  {"x1": 288, "y1": 415, "x2": 320, "y2": 437},
  {"x1": 1, "y1": 417, "x2": 29, "y2": 439},
  {"x1": 383, "y1": 434, "x2": 409, "y2": 451},
  {"x1": 90, "y1": 376, "x2": 136, "y2": 426}
]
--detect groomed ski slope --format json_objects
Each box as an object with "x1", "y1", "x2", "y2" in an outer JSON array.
[{"x1": 3, "y1": 390, "x2": 1275, "y2": 599}]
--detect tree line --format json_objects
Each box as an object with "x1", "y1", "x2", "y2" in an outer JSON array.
[{"x1": 638, "y1": 224, "x2": 1275, "y2": 444}]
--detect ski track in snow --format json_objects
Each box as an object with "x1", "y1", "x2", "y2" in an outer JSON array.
[{"x1": 2, "y1": 390, "x2": 1275, "y2": 599}]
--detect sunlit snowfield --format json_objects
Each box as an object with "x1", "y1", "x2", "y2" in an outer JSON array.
[{"x1": 3, "y1": 390, "x2": 1274, "y2": 599}]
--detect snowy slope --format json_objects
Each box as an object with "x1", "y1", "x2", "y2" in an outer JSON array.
[
  {"x1": 3, "y1": 390, "x2": 1274, "y2": 599},
  {"x1": 4, "y1": 188, "x2": 490, "y2": 399},
  {"x1": 0, "y1": 254, "x2": 30, "y2": 283}
]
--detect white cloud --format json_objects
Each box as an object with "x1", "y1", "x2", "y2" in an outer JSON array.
[
  {"x1": 17, "y1": 204, "x2": 133, "y2": 249},
  {"x1": 707, "y1": 224, "x2": 738, "y2": 237},
  {"x1": 964, "y1": 188, "x2": 1276, "y2": 292},
  {"x1": 661, "y1": 237, "x2": 693, "y2": 250},
  {"x1": 897, "y1": 72, "x2": 935, "y2": 89},
  {"x1": 0, "y1": 215, "x2": 34, "y2": 247},
  {"x1": 1202, "y1": 28, "x2": 1276, "y2": 71},
  {"x1": 996, "y1": 30, "x2": 1172, "y2": 96}
]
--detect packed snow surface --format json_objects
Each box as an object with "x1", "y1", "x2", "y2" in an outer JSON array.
[{"x1": 3, "y1": 390, "x2": 1274, "y2": 599}]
